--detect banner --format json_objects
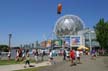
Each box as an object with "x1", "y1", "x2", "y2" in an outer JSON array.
[
  {"x1": 70, "y1": 37, "x2": 80, "y2": 46},
  {"x1": 64, "y1": 37, "x2": 70, "y2": 47},
  {"x1": 53, "y1": 40, "x2": 62, "y2": 47},
  {"x1": 46, "y1": 40, "x2": 52, "y2": 47}
]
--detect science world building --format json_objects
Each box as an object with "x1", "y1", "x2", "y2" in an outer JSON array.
[
  {"x1": 53, "y1": 15, "x2": 100, "y2": 50},
  {"x1": 54, "y1": 15, "x2": 84, "y2": 37}
]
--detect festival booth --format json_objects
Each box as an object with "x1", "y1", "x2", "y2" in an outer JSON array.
[
  {"x1": 77, "y1": 45, "x2": 89, "y2": 55},
  {"x1": 77, "y1": 45, "x2": 89, "y2": 50}
]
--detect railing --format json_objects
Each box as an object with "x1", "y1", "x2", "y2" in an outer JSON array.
[{"x1": 0, "y1": 52, "x2": 9, "y2": 60}]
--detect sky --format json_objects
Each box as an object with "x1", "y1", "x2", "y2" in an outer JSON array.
[{"x1": 0, "y1": 0, "x2": 108, "y2": 46}]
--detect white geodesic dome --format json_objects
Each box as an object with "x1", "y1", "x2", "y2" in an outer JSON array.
[{"x1": 54, "y1": 15, "x2": 84, "y2": 37}]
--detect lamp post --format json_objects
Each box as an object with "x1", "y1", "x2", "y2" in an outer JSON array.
[
  {"x1": 8, "y1": 34, "x2": 12, "y2": 60},
  {"x1": 51, "y1": 32, "x2": 54, "y2": 50},
  {"x1": 8, "y1": 34, "x2": 12, "y2": 50},
  {"x1": 88, "y1": 31, "x2": 92, "y2": 52}
]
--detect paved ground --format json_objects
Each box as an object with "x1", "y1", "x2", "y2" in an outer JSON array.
[
  {"x1": 0, "y1": 56, "x2": 108, "y2": 71},
  {"x1": 0, "y1": 56, "x2": 62, "y2": 71},
  {"x1": 0, "y1": 61, "x2": 51, "y2": 71},
  {"x1": 39, "y1": 56, "x2": 108, "y2": 71}
]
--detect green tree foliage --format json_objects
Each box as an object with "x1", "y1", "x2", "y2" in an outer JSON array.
[
  {"x1": 94, "y1": 18, "x2": 108, "y2": 49},
  {"x1": 0, "y1": 45, "x2": 9, "y2": 52}
]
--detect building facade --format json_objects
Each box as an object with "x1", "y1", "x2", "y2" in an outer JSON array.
[{"x1": 53, "y1": 14, "x2": 100, "y2": 50}]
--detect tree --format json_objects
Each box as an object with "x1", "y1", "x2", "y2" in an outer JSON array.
[
  {"x1": 0, "y1": 45, "x2": 9, "y2": 52},
  {"x1": 94, "y1": 18, "x2": 108, "y2": 50}
]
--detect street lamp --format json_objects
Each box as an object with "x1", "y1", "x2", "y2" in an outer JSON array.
[
  {"x1": 51, "y1": 32, "x2": 54, "y2": 50},
  {"x1": 8, "y1": 34, "x2": 12, "y2": 50},
  {"x1": 84, "y1": 28, "x2": 92, "y2": 52},
  {"x1": 89, "y1": 31, "x2": 92, "y2": 52},
  {"x1": 7, "y1": 33, "x2": 12, "y2": 60},
  {"x1": 88, "y1": 30, "x2": 94, "y2": 52}
]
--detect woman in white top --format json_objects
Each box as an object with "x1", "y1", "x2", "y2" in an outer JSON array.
[
  {"x1": 15, "y1": 49, "x2": 19, "y2": 61},
  {"x1": 49, "y1": 50, "x2": 53, "y2": 60},
  {"x1": 49, "y1": 50, "x2": 55, "y2": 64},
  {"x1": 66, "y1": 50, "x2": 70, "y2": 60},
  {"x1": 76, "y1": 50, "x2": 81, "y2": 64},
  {"x1": 7, "y1": 50, "x2": 11, "y2": 60}
]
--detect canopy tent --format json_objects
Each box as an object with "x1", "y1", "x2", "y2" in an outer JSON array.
[{"x1": 77, "y1": 45, "x2": 89, "y2": 50}]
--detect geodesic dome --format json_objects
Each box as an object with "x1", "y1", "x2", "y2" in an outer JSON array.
[{"x1": 54, "y1": 15, "x2": 84, "y2": 37}]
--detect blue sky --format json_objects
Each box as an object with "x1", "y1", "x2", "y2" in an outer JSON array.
[{"x1": 0, "y1": 0, "x2": 108, "y2": 46}]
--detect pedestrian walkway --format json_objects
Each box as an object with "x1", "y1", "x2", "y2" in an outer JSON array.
[
  {"x1": 0, "y1": 61, "x2": 51, "y2": 71},
  {"x1": 39, "y1": 56, "x2": 108, "y2": 71},
  {"x1": 0, "y1": 56, "x2": 108, "y2": 71},
  {"x1": 0, "y1": 56, "x2": 62, "y2": 71}
]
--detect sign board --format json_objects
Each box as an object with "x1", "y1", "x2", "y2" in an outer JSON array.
[
  {"x1": 53, "y1": 40, "x2": 62, "y2": 47},
  {"x1": 46, "y1": 40, "x2": 52, "y2": 47},
  {"x1": 64, "y1": 37, "x2": 70, "y2": 47},
  {"x1": 70, "y1": 35, "x2": 81, "y2": 47}
]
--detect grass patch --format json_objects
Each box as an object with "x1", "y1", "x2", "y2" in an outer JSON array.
[
  {"x1": 0, "y1": 59, "x2": 36, "y2": 65},
  {"x1": 0, "y1": 59, "x2": 21, "y2": 65},
  {"x1": 14, "y1": 66, "x2": 47, "y2": 71}
]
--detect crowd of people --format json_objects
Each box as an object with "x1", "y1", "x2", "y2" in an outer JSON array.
[
  {"x1": 6, "y1": 47, "x2": 106, "y2": 68},
  {"x1": 61, "y1": 48, "x2": 99, "y2": 66},
  {"x1": 62, "y1": 48, "x2": 81, "y2": 66}
]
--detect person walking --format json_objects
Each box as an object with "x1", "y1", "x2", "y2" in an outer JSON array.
[
  {"x1": 63, "y1": 50, "x2": 66, "y2": 60},
  {"x1": 35, "y1": 49, "x2": 39, "y2": 63},
  {"x1": 7, "y1": 50, "x2": 11, "y2": 60},
  {"x1": 66, "y1": 50, "x2": 70, "y2": 61},
  {"x1": 70, "y1": 49, "x2": 76, "y2": 66},
  {"x1": 41, "y1": 50, "x2": 45, "y2": 61},
  {"x1": 22, "y1": 49, "x2": 25, "y2": 61},
  {"x1": 91, "y1": 48, "x2": 96, "y2": 60},
  {"x1": 32, "y1": 49, "x2": 39, "y2": 63},
  {"x1": 49, "y1": 49, "x2": 55, "y2": 64},
  {"x1": 76, "y1": 49, "x2": 81, "y2": 64},
  {"x1": 15, "y1": 49, "x2": 19, "y2": 61},
  {"x1": 24, "y1": 49, "x2": 30, "y2": 68}
]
